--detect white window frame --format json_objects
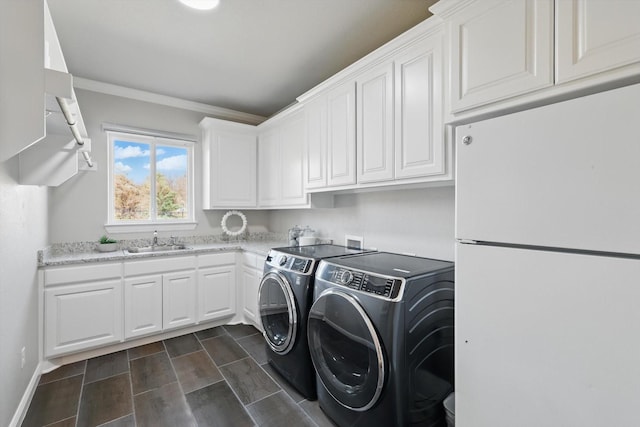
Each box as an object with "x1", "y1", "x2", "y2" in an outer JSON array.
[{"x1": 105, "y1": 130, "x2": 197, "y2": 233}]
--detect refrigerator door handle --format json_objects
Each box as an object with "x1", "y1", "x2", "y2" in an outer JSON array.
[{"x1": 457, "y1": 239, "x2": 478, "y2": 245}]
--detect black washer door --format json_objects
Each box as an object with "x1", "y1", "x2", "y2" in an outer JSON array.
[
  {"x1": 258, "y1": 271, "x2": 297, "y2": 354},
  {"x1": 307, "y1": 289, "x2": 385, "y2": 411}
]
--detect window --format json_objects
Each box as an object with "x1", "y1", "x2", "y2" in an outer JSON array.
[{"x1": 107, "y1": 131, "x2": 195, "y2": 230}]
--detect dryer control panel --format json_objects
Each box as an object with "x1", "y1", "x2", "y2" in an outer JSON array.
[
  {"x1": 265, "y1": 252, "x2": 312, "y2": 274},
  {"x1": 319, "y1": 263, "x2": 402, "y2": 299}
]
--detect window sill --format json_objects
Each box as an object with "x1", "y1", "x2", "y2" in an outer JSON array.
[{"x1": 104, "y1": 222, "x2": 198, "y2": 234}]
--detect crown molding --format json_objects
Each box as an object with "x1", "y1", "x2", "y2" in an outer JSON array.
[{"x1": 72, "y1": 77, "x2": 266, "y2": 125}]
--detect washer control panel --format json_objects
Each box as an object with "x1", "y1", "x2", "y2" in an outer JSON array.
[{"x1": 320, "y1": 263, "x2": 402, "y2": 299}]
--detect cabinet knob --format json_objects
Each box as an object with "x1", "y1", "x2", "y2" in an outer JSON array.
[{"x1": 462, "y1": 136, "x2": 473, "y2": 145}]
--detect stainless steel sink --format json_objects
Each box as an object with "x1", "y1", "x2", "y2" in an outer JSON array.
[{"x1": 126, "y1": 244, "x2": 190, "y2": 254}]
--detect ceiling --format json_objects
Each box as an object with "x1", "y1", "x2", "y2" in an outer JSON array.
[{"x1": 48, "y1": 0, "x2": 436, "y2": 119}]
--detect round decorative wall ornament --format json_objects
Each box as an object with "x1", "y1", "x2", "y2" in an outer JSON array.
[{"x1": 221, "y1": 210, "x2": 247, "y2": 237}]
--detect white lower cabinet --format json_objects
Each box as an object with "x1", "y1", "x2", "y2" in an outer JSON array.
[
  {"x1": 198, "y1": 265, "x2": 236, "y2": 322},
  {"x1": 42, "y1": 251, "x2": 244, "y2": 359},
  {"x1": 241, "y1": 252, "x2": 263, "y2": 330},
  {"x1": 124, "y1": 275, "x2": 163, "y2": 339},
  {"x1": 241, "y1": 266, "x2": 260, "y2": 328},
  {"x1": 124, "y1": 256, "x2": 198, "y2": 333},
  {"x1": 44, "y1": 279, "x2": 123, "y2": 358},
  {"x1": 162, "y1": 270, "x2": 197, "y2": 331}
]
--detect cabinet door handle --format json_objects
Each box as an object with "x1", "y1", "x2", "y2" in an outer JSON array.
[{"x1": 462, "y1": 135, "x2": 473, "y2": 145}]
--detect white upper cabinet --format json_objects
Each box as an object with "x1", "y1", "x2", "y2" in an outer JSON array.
[
  {"x1": 258, "y1": 108, "x2": 309, "y2": 207},
  {"x1": 357, "y1": 62, "x2": 395, "y2": 184},
  {"x1": 441, "y1": 0, "x2": 554, "y2": 113},
  {"x1": 257, "y1": 128, "x2": 280, "y2": 206},
  {"x1": 327, "y1": 81, "x2": 358, "y2": 187},
  {"x1": 394, "y1": 35, "x2": 445, "y2": 179},
  {"x1": 303, "y1": 81, "x2": 358, "y2": 190},
  {"x1": 303, "y1": 20, "x2": 449, "y2": 191},
  {"x1": 4, "y1": 2, "x2": 93, "y2": 186},
  {"x1": 0, "y1": 1, "x2": 44, "y2": 162},
  {"x1": 555, "y1": 0, "x2": 640, "y2": 83},
  {"x1": 200, "y1": 117, "x2": 257, "y2": 208},
  {"x1": 356, "y1": 29, "x2": 447, "y2": 184},
  {"x1": 304, "y1": 96, "x2": 328, "y2": 189},
  {"x1": 432, "y1": 0, "x2": 640, "y2": 116},
  {"x1": 279, "y1": 112, "x2": 307, "y2": 205}
]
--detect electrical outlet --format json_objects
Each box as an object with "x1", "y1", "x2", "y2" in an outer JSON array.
[{"x1": 21, "y1": 347, "x2": 26, "y2": 369}]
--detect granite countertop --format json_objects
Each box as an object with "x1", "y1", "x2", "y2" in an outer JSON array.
[{"x1": 39, "y1": 234, "x2": 289, "y2": 267}]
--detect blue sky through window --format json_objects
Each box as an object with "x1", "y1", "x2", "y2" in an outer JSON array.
[{"x1": 114, "y1": 140, "x2": 187, "y2": 184}]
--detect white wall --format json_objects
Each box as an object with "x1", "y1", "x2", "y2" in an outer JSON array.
[
  {"x1": 48, "y1": 90, "x2": 455, "y2": 258},
  {"x1": 268, "y1": 185, "x2": 455, "y2": 261},
  {"x1": 49, "y1": 89, "x2": 270, "y2": 243},
  {"x1": 0, "y1": 158, "x2": 48, "y2": 426}
]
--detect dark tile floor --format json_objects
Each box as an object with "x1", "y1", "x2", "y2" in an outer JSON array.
[{"x1": 22, "y1": 324, "x2": 337, "y2": 427}]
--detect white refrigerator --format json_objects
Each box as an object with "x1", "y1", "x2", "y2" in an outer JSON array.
[{"x1": 455, "y1": 83, "x2": 640, "y2": 427}]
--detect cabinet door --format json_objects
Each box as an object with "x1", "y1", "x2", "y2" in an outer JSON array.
[
  {"x1": 304, "y1": 96, "x2": 328, "y2": 189},
  {"x1": 395, "y1": 36, "x2": 445, "y2": 179},
  {"x1": 448, "y1": 0, "x2": 553, "y2": 112},
  {"x1": 556, "y1": 0, "x2": 640, "y2": 83},
  {"x1": 124, "y1": 275, "x2": 162, "y2": 339},
  {"x1": 279, "y1": 111, "x2": 308, "y2": 205},
  {"x1": 357, "y1": 62, "x2": 394, "y2": 184},
  {"x1": 327, "y1": 81, "x2": 357, "y2": 187},
  {"x1": 0, "y1": 1, "x2": 44, "y2": 161},
  {"x1": 201, "y1": 121, "x2": 257, "y2": 208},
  {"x1": 258, "y1": 128, "x2": 280, "y2": 206},
  {"x1": 242, "y1": 266, "x2": 261, "y2": 328},
  {"x1": 198, "y1": 266, "x2": 236, "y2": 322},
  {"x1": 162, "y1": 270, "x2": 197, "y2": 330},
  {"x1": 44, "y1": 280, "x2": 123, "y2": 357}
]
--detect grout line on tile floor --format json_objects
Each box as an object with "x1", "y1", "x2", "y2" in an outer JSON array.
[
  {"x1": 43, "y1": 415, "x2": 76, "y2": 427},
  {"x1": 83, "y1": 368, "x2": 129, "y2": 386},
  {"x1": 95, "y1": 412, "x2": 131, "y2": 427},
  {"x1": 244, "y1": 389, "x2": 283, "y2": 408},
  {"x1": 214, "y1": 355, "x2": 252, "y2": 369},
  {"x1": 127, "y1": 347, "x2": 165, "y2": 361},
  {"x1": 127, "y1": 361, "x2": 138, "y2": 426},
  {"x1": 70, "y1": 362, "x2": 87, "y2": 427},
  {"x1": 131, "y1": 379, "x2": 180, "y2": 398}
]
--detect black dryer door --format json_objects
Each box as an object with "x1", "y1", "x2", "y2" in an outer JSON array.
[
  {"x1": 307, "y1": 289, "x2": 385, "y2": 411},
  {"x1": 258, "y1": 271, "x2": 297, "y2": 354}
]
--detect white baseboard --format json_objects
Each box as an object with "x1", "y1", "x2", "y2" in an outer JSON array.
[{"x1": 9, "y1": 362, "x2": 43, "y2": 427}]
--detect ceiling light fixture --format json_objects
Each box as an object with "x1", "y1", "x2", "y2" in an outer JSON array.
[{"x1": 178, "y1": 0, "x2": 220, "y2": 11}]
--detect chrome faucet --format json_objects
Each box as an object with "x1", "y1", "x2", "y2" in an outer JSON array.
[{"x1": 153, "y1": 230, "x2": 158, "y2": 246}]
